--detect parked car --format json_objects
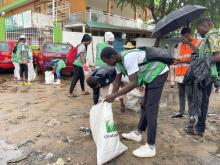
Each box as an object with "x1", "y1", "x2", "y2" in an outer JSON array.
[
  {"x1": 35, "y1": 43, "x2": 75, "y2": 74},
  {"x1": 0, "y1": 40, "x2": 15, "y2": 69}
]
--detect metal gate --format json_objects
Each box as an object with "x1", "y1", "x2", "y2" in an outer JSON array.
[{"x1": 5, "y1": 0, "x2": 70, "y2": 46}]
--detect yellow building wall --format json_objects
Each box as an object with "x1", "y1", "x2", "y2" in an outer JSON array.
[
  {"x1": 3, "y1": 1, "x2": 52, "y2": 17},
  {"x1": 67, "y1": 0, "x2": 86, "y2": 13},
  {"x1": 4, "y1": 3, "x2": 34, "y2": 17},
  {"x1": 4, "y1": 0, "x2": 15, "y2": 5}
]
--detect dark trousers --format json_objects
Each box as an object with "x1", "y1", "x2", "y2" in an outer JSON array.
[
  {"x1": 19, "y1": 64, "x2": 28, "y2": 80},
  {"x1": 69, "y1": 65, "x2": 85, "y2": 93},
  {"x1": 195, "y1": 84, "x2": 212, "y2": 133},
  {"x1": 138, "y1": 72, "x2": 168, "y2": 145},
  {"x1": 178, "y1": 83, "x2": 193, "y2": 115}
]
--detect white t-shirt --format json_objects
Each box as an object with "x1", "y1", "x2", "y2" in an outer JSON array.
[
  {"x1": 77, "y1": 44, "x2": 86, "y2": 55},
  {"x1": 116, "y1": 51, "x2": 169, "y2": 76}
]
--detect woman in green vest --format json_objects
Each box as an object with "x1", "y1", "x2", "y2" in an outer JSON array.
[
  {"x1": 69, "y1": 34, "x2": 92, "y2": 97},
  {"x1": 13, "y1": 35, "x2": 30, "y2": 85},
  {"x1": 101, "y1": 47, "x2": 169, "y2": 158}
]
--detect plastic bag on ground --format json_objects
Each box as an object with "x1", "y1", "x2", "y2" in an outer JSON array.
[
  {"x1": 13, "y1": 62, "x2": 20, "y2": 80},
  {"x1": 28, "y1": 62, "x2": 36, "y2": 82},
  {"x1": 90, "y1": 102, "x2": 128, "y2": 165},
  {"x1": 45, "y1": 71, "x2": 54, "y2": 84},
  {"x1": 126, "y1": 88, "x2": 145, "y2": 112}
]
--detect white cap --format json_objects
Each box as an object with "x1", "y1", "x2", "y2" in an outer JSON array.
[
  {"x1": 104, "y1": 32, "x2": 114, "y2": 42},
  {"x1": 19, "y1": 35, "x2": 26, "y2": 39}
]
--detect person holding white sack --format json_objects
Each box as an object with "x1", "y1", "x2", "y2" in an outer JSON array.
[
  {"x1": 101, "y1": 47, "x2": 169, "y2": 158},
  {"x1": 27, "y1": 47, "x2": 36, "y2": 82}
]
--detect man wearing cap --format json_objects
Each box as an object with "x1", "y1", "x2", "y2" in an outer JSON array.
[{"x1": 95, "y1": 32, "x2": 115, "y2": 68}]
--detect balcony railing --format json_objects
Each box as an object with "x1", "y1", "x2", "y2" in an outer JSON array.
[{"x1": 65, "y1": 10, "x2": 154, "y2": 31}]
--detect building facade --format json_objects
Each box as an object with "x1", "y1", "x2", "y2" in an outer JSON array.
[{"x1": 0, "y1": 0, "x2": 154, "y2": 44}]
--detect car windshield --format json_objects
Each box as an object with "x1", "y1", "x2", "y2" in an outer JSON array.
[
  {"x1": 0, "y1": 42, "x2": 9, "y2": 52},
  {"x1": 43, "y1": 43, "x2": 71, "y2": 54}
]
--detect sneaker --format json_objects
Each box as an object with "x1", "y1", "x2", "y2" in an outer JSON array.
[
  {"x1": 185, "y1": 126, "x2": 204, "y2": 137},
  {"x1": 122, "y1": 131, "x2": 142, "y2": 142},
  {"x1": 25, "y1": 82, "x2": 32, "y2": 85},
  {"x1": 68, "y1": 92, "x2": 79, "y2": 97},
  {"x1": 172, "y1": 113, "x2": 185, "y2": 119},
  {"x1": 18, "y1": 81, "x2": 25, "y2": 85},
  {"x1": 54, "y1": 80, "x2": 61, "y2": 85},
  {"x1": 133, "y1": 144, "x2": 156, "y2": 158}
]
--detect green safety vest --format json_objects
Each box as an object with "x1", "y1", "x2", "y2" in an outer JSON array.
[
  {"x1": 116, "y1": 49, "x2": 166, "y2": 87},
  {"x1": 95, "y1": 42, "x2": 109, "y2": 67},
  {"x1": 199, "y1": 31, "x2": 220, "y2": 77},
  {"x1": 12, "y1": 43, "x2": 30, "y2": 64}
]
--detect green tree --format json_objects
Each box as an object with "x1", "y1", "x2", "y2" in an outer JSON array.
[
  {"x1": 113, "y1": 0, "x2": 181, "y2": 23},
  {"x1": 114, "y1": 0, "x2": 220, "y2": 27},
  {"x1": 181, "y1": 0, "x2": 220, "y2": 27}
]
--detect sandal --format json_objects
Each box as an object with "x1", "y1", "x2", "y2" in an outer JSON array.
[
  {"x1": 68, "y1": 93, "x2": 79, "y2": 97},
  {"x1": 81, "y1": 91, "x2": 90, "y2": 95}
]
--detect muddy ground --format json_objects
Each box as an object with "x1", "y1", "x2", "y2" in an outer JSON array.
[{"x1": 0, "y1": 71, "x2": 219, "y2": 165}]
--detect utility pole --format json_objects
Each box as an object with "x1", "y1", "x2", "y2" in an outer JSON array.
[{"x1": 52, "y1": 0, "x2": 55, "y2": 22}]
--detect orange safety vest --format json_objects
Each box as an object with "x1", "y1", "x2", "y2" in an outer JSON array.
[{"x1": 175, "y1": 39, "x2": 202, "y2": 76}]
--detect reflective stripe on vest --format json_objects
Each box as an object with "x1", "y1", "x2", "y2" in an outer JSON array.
[{"x1": 175, "y1": 39, "x2": 202, "y2": 76}]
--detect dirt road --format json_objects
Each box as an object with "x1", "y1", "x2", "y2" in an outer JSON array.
[{"x1": 0, "y1": 72, "x2": 219, "y2": 165}]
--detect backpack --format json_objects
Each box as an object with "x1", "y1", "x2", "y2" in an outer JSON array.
[
  {"x1": 66, "y1": 44, "x2": 82, "y2": 64},
  {"x1": 138, "y1": 47, "x2": 174, "y2": 66},
  {"x1": 66, "y1": 47, "x2": 77, "y2": 64}
]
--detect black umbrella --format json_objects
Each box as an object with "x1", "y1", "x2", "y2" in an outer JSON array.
[{"x1": 152, "y1": 5, "x2": 207, "y2": 38}]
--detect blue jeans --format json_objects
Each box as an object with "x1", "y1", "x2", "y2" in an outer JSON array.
[{"x1": 56, "y1": 71, "x2": 61, "y2": 80}]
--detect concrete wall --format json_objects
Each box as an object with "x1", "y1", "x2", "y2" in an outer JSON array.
[
  {"x1": 87, "y1": 0, "x2": 135, "y2": 19},
  {"x1": 136, "y1": 38, "x2": 156, "y2": 47},
  {"x1": 87, "y1": 0, "x2": 107, "y2": 12},
  {"x1": 111, "y1": 2, "x2": 134, "y2": 19}
]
